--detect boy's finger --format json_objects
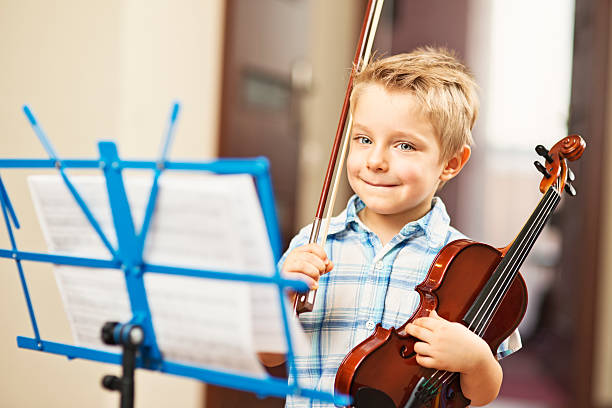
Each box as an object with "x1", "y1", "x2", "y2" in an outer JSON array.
[
  {"x1": 429, "y1": 309, "x2": 444, "y2": 320},
  {"x1": 284, "y1": 271, "x2": 318, "y2": 290},
  {"x1": 404, "y1": 322, "x2": 433, "y2": 343},
  {"x1": 300, "y1": 252, "x2": 328, "y2": 273},
  {"x1": 415, "y1": 354, "x2": 436, "y2": 369},
  {"x1": 413, "y1": 341, "x2": 432, "y2": 356},
  {"x1": 412, "y1": 315, "x2": 442, "y2": 331},
  {"x1": 283, "y1": 258, "x2": 321, "y2": 280},
  {"x1": 300, "y1": 243, "x2": 329, "y2": 262},
  {"x1": 296, "y1": 259, "x2": 323, "y2": 279}
]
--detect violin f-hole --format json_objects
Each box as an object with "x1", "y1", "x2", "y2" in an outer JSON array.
[{"x1": 400, "y1": 345, "x2": 415, "y2": 359}]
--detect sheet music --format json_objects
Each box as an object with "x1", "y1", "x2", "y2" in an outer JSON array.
[
  {"x1": 52, "y1": 265, "x2": 132, "y2": 353},
  {"x1": 28, "y1": 174, "x2": 117, "y2": 259},
  {"x1": 28, "y1": 173, "x2": 307, "y2": 375},
  {"x1": 138, "y1": 173, "x2": 275, "y2": 275},
  {"x1": 251, "y1": 285, "x2": 310, "y2": 354}
]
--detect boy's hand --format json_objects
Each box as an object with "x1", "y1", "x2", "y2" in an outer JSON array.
[
  {"x1": 282, "y1": 243, "x2": 333, "y2": 290},
  {"x1": 403, "y1": 310, "x2": 492, "y2": 374}
]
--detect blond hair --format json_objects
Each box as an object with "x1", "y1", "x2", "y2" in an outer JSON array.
[{"x1": 350, "y1": 47, "x2": 478, "y2": 162}]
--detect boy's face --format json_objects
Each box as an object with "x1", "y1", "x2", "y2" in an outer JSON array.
[{"x1": 347, "y1": 83, "x2": 449, "y2": 223}]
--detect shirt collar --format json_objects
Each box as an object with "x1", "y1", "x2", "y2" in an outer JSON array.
[{"x1": 327, "y1": 194, "x2": 451, "y2": 247}]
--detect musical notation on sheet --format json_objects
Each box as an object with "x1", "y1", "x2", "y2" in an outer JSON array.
[{"x1": 29, "y1": 174, "x2": 307, "y2": 375}]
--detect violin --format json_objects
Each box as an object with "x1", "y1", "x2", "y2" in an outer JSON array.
[{"x1": 334, "y1": 135, "x2": 586, "y2": 408}]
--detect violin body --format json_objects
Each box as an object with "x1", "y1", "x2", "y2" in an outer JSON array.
[{"x1": 335, "y1": 239, "x2": 528, "y2": 408}]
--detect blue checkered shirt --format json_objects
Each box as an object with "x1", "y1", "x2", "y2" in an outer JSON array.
[{"x1": 280, "y1": 195, "x2": 521, "y2": 407}]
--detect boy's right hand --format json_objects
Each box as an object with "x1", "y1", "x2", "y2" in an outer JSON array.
[{"x1": 281, "y1": 243, "x2": 333, "y2": 290}]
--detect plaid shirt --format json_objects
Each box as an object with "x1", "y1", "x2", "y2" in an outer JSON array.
[{"x1": 281, "y1": 195, "x2": 521, "y2": 407}]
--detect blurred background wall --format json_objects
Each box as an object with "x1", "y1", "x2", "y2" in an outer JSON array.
[
  {"x1": 1, "y1": 0, "x2": 611, "y2": 407},
  {"x1": 0, "y1": 0, "x2": 224, "y2": 407}
]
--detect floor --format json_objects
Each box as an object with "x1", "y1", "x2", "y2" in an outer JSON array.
[{"x1": 487, "y1": 347, "x2": 567, "y2": 408}]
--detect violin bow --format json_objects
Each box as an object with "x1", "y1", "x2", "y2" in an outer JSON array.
[{"x1": 294, "y1": 0, "x2": 385, "y2": 314}]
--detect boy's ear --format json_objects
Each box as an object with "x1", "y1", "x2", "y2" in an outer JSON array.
[{"x1": 440, "y1": 145, "x2": 471, "y2": 182}]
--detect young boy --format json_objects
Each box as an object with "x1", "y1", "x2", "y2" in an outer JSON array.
[{"x1": 264, "y1": 47, "x2": 521, "y2": 407}]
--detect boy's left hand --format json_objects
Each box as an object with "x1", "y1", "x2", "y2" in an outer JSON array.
[{"x1": 403, "y1": 310, "x2": 493, "y2": 374}]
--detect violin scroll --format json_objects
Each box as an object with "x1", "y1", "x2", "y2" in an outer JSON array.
[
  {"x1": 536, "y1": 134, "x2": 586, "y2": 194},
  {"x1": 557, "y1": 134, "x2": 586, "y2": 161}
]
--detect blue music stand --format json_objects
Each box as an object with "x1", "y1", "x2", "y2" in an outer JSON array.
[{"x1": 0, "y1": 103, "x2": 350, "y2": 407}]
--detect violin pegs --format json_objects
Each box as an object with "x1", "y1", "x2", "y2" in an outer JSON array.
[
  {"x1": 534, "y1": 161, "x2": 551, "y2": 178},
  {"x1": 535, "y1": 145, "x2": 554, "y2": 164},
  {"x1": 564, "y1": 182, "x2": 577, "y2": 196},
  {"x1": 567, "y1": 167, "x2": 576, "y2": 182}
]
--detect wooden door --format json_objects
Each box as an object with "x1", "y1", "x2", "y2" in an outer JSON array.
[
  {"x1": 218, "y1": 0, "x2": 311, "y2": 247},
  {"x1": 209, "y1": 1, "x2": 310, "y2": 406}
]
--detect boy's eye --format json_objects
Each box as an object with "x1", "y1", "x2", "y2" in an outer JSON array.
[
  {"x1": 398, "y1": 142, "x2": 414, "y2": 151},
  {"x1": 355, "y1": 136, "x2": 372, "y2": 144}
]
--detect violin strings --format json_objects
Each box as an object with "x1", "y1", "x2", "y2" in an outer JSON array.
[
  {"x1": 424, "y1": 186, "x2": 560, "y2": 395},
  {"x1": 434, "y1": 189, "x2": 559, "y2": 396},
  {"x1": 432, "y1": 189, "x2": 557, "y2": 394},
  {"x1": 419, "y1": 370, "x2": 456, "y2": 399},
  {"x1": 479, "y1": 191, "x2": 559, "y2": 336},
  {"x1": 470, "y1": 189, "x2": 554, "y2": 330},
  {"x1": 466, "y1": 188, "x2": 557, "y2": 335},
  {"x1": 426, "y1": 196, "x2": 553, "y2": 391},
  {"x1": 428, "y1": 182, "x2": 563, "y2": 394},
  {"x1": 472, "y1": 193, "x2": 557, "y2": 337},
  {"x1": 470, "y1": 189, "x2": 559, "y2": 338}
]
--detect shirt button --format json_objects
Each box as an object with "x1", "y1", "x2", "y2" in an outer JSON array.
[
  {"x1": 375, "y1": 261, "x2": 384, "y2": 270},
  {"x1": 366, "y1": 320, "x2": 376, "y2": 330}
]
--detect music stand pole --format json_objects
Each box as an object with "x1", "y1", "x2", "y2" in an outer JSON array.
[{"x1": 101, "y1": 322, "x2": 144, "y2": 408}]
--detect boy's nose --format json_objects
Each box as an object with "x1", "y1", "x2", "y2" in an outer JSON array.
[{"x1": 366, "y1": 148, "x2": 388, "y2": 171}]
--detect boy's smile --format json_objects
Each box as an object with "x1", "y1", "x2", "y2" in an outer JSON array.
[{"x1": 347, "y1": 83, "x2": 462, "y2": 234}]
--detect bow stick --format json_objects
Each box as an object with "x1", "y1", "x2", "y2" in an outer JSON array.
[{"x1": 294, "y1": 0, "x2": 385, "y2": 314}]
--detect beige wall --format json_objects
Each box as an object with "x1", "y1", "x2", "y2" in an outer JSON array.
[
  {"x1": 0, "y1": 1, "x2": 224, "y2": 407},
  {"x1": 0, "y1": 0, "x2": 367, "y2": 405}
]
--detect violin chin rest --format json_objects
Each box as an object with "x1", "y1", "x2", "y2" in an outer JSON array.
[{"x1": 353, "y1": 387, "x2": 396, "y2": 408}]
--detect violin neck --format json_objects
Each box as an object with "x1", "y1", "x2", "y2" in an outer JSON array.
[{"x1": 463, "y1": 187, "x2": 561, "y2": 333}]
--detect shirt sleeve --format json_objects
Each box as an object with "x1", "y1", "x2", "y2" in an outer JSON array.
[{"x1": 495, "y1": 328, "x2": 522, "y2": 359}]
